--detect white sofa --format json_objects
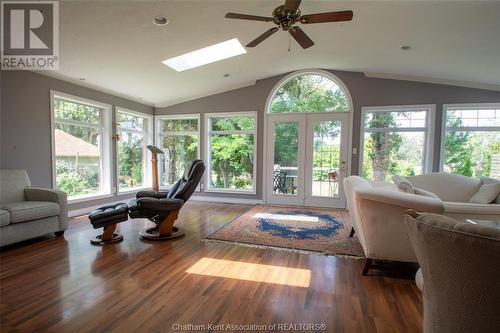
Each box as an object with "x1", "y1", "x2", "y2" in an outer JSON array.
[
  {"x1": 343, "y1": 173, "x2": 500, "y2": 274},
  {"x1": 406, "y1": 173, "x2": 500, "y2": 222}
]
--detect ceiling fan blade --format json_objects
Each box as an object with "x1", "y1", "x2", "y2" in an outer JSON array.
[
  {"x1": 284, "y1": 0, "x2": 302, "y2": 12},
  {"x1": 289, "y1": 26, "x2": 314, "y2": 49},
  {"x1": 300, "y1": 10, "x2": 353, "y2": 24},
  {"x1": 246, "y1": 27, "x2": 279, "y2": 47},
  {"x1": 225, "y1": 13, "x2": 274, "y2": 22}
]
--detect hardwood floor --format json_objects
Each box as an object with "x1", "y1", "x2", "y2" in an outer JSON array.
[{"x1": 0, "y1": 202, "x2": 422, "y2": 332}]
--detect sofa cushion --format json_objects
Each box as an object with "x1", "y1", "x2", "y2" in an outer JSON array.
[
  {"x1": 0, "y1": 169, "x2": 31, "y2": 204},
  {"x1": 481, "y1": 177, "x2": 500, "y2": 204},
  {"x1": 469, "y1": 183, "x2": 500, "y2": 204},
  {"x1": 0, "y1": 209, "x2": 10, "y2": 227},
  {"x1": 406, "y1": 173, "x2": 481, "y2": 202},
  {"x1": 392, "y1": 175, "x2": 414, "y2": 193},
  {"x1": 1, "y1": 201, "x2": 60, "y2": 224},
  {"x1": 443, "y1": 201, "x2": 500, "y2": 215}
]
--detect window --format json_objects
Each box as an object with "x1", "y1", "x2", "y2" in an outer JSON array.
[
  {"x1": 156, "y1": 115, "x2": 200, "y2": 188},
  {"x1": 51, "y1": 91, "x2": 111, "y2": 201},
  {"x1": 206, "y1": 112, "x2": 257, "y2": 192},
  {"x1": 268, "y1": 72, "x2": 349, "y2": 113},
  {"x1": 360, "y1": 105, "x2": 435, "y2": 181},
  {"x1": 441, "y1": 104, "x2": 500, "y2": 178},
  {"x1": 116, "y1": 109, "x2": 153, "y2": 192}
]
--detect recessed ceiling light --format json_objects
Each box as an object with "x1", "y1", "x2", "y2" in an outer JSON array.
[
  {"x1": 153, "y1": 16, "x2": 169, "y2": 26},
  {"x1": 400, "y1": 45, "x2": 412, "y2": 51},
  {"x1": 162, "y1": 38, "x2": 247, "y2": 72}
]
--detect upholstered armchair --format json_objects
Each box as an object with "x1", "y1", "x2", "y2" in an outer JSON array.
[
  {"x1": 404, "y1": 210, "x2": 500, "y2": 333},
  {"x1": 128, "y1": 159, "x2": 205, "y2": 240},
  {"x1": 0, "y1": 169, "x2": 67, "y2": 246}
]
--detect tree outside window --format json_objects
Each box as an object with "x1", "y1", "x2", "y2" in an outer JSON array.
[
  {"x1": 157, "y1": 117, "x2": 199, "y2": 188},
  {"x1": 207, "y1": 115, "x2": 256, "y2": 191},
  {"x1": 361, "y1": 109, "x2": 430, "y2": 181},
  {"x1": 53, "y1": 96, "x2": 109, "y2": 199},
  {"x1": 443, "y1": 107, "x2": 500, "y2": 178}
]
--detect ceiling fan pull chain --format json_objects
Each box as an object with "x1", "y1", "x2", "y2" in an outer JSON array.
[{"x1": 288, "y1": 33, "x2": 291, "y2": 52}]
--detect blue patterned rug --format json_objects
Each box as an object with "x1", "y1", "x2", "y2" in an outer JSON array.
[{"x1": 206, "y1": 205, "x2": 364, "y2": 257}]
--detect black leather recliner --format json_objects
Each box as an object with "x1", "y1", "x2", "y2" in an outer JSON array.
[{"x1": 128, "y1": 159, "x2": 205, "y2": 240}]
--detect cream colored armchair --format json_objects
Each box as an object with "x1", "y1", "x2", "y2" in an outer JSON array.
[{"x1": 343, "y1": 176, "x2": 444, "y2": 274}]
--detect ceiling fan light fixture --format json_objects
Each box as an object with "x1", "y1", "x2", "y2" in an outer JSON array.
[{"x1": 162, "y1": 38, "x2": 247, "y2": 72}]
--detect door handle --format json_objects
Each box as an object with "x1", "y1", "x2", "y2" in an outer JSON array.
[{"x1": 339, "y1": 160, "x2": 347, "y2": 173}]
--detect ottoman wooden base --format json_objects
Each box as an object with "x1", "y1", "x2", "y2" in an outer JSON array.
[{"x1": 90, "y1": 224, "x2": 124, "y2": 245}]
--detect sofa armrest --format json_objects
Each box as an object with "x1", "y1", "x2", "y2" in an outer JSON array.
[
  {"x1": 356, "y1": 188, "x2": 444, "y2": 214},
  {"x1": 137, "y1": 197, "x2": 184, "y2": 211},
  {"x1": 24, "y1": 188, "x2": 68, "y2": 230},
  {"x1": 354, "y1": 188, "x2": 445, "y2": 262}
]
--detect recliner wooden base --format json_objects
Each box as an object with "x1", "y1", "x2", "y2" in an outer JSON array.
[
  {"x1": 139, "y1": 209, "x2": 184, "y2": 241},
  {"x1": 91, "y1": 224, "x2": 124, "y2": 245}
]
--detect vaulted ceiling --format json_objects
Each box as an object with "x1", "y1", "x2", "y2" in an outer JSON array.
[{"x1": 42, "y1": 0, "x2": 500, "y2": 106}]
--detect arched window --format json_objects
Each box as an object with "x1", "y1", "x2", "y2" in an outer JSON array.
[{"x1": 268, "y1": 72, "x2": 350, "y2": 113}]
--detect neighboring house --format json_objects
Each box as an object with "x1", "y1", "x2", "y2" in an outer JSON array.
[{"x1": 54, "y1": 129, "x2": 100, "y2": 170}]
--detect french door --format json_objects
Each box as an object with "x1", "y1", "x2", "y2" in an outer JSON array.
[{"x1": 266, "y1": 113, "x2": 349, "y2": 208}]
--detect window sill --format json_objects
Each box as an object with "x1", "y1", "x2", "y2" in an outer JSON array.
[
  {"x1": 68, "y1": 193, "x2": 114, "y2": 204},
  {"x1": 204, "y1": 188, "x2": 257, "y2": 195},
  {"x1": 118, "y1": 187, "x2": 152, "y2": 195}
]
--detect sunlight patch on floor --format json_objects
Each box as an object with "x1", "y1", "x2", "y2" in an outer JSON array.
[
  {"x1": 253, "y1": 213, "x2": 319, "y2": 223},
  {"x1": 186, "y1": 258, "x2": 311, "y2": 287}
]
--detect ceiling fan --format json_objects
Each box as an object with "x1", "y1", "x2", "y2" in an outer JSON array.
[{"x1": 225, "y1": 0, "x2": 353, "y2": 49}]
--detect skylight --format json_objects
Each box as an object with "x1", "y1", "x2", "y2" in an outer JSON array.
[{"x1": 162, "y1": 38, "x2": 247, "y2": 72}]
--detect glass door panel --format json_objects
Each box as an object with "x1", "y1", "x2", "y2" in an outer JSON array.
[
  {"x1": 273, "y1": 122, "x2": 299, "y2": 196},
  {"x1": 305, "y1": 113, "x2": 349, "y2": 208},
  {"x1": 266, "y1": 115, "x2": 305, "y2": 205},
  {"x1": 266, "y1": 113, "x2": 349, "y2": 208},
  {"x1": 311, "y1": 120, "x2": 341, "y2": 198}
]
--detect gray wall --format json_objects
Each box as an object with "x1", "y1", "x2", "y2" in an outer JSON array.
[
  {"x1": 2, "y1": 69, "x2": 500, "y2": 210},
  {"x1": 1, "y1": 71, "x2": 154, "y2": 211},
  {"x1": 157, "y1": 69, "x2": 500, "y2": 200}
]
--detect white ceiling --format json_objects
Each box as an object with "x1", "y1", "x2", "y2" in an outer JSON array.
[{"x1": 43, "y1": 0, "x2": 500, "y2": 106}]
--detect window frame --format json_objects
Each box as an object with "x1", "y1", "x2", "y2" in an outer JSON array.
[
  {"x1": 50, "y1": 90, "x2": 113, "y2": 203},
  {"x1": 115, "y1": 107, "x2": 153, "y2": 194},
  {"x1": 439, "y1": 102, "x2": 500, "y2": 173},
  {"x1": 204, "y1": 111, "x2": 258, "y2": 194},
  {"x1": 156, "y1": 114, "x2": 201, "y2": 190},
  {"x1": 265, "y1": 69, "x2": 353, "y2": 114},
  {"x1": 359, "y1": 104, "x2": 436, "y2": 178}
]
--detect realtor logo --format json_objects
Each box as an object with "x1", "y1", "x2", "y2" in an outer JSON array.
[{"x1": 1, "y1": 0, "x2": 59, "y2": 70}]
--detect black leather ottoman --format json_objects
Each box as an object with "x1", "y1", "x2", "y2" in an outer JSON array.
[{"x1": 88, "y1": 203, "x2": 128, "y2": 245}]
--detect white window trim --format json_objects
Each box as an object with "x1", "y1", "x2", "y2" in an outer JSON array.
[
  {"x1": 115, "y1": 107, "x2": 153, "y2": 194},
  {"x1": 359, "y1": 104, "x2": 436, "y2": 177},
  {"x1": 262, "y1": 69, "x2": 354, "y2": 206},
  {"x1": 156, "y1": 114, "x2": 201, "y2": 190},
  {"x1": 204, "y1": 111, "x2": 258, "y2": 194},
  {"x1": 50, "y1": 90, "x2": 113, "y2": 203},
  {"x1": 265, "y1": 69, "x2": 354, "y2": 114},
  {"x1": 439, "y1": 102, "x2": 500, "y2": 172}
]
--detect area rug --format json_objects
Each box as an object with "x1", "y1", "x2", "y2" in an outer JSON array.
[{"x1": 205, "y1": 205, "x2": 364, "y2": 257}]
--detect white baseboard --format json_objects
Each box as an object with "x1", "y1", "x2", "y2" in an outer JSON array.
[
  {"x1": 190, "y1": 195, "x2": 263, "y2": 205},
  {"x1": 68, "y1": 196, "x2": 261, "y2": 217}
]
